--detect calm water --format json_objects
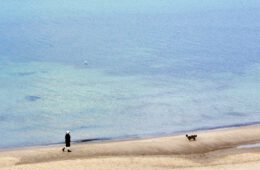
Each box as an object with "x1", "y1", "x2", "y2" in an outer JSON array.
[{"x1": 1, "y1": 0, "x2": 260, "y2": 148}]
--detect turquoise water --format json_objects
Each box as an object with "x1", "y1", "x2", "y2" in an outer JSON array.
[{"x1": 1, "y1": 0, "x2": 260, "y2": 148}]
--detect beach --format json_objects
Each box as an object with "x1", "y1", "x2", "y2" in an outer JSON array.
[
  {"x1": 1, "y1": 1, "x2": 260, "y2": 169},
  {"x1": 0, "y1": 125, "x2": 260, "y2": 170}
]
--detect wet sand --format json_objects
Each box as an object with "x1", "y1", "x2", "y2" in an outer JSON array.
[{"x1": 0, "y1": 125, "x2": 260, "y2": 170}]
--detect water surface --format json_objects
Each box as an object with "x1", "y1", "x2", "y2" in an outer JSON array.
[{"x1": 0, "y1": 0, "x2": 260, "y2": 148}]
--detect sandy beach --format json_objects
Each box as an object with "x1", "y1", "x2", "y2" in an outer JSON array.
[{"x1": 0, "y1": 125, "x2": 260, "y2": 170}]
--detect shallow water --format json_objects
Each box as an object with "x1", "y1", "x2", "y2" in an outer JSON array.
[
  {"x1": 0, "y1": 0, "x2": 260, "y2": 148},
  {"x1": 238, "y1": 143, "x2": 260, "y2": 149}
]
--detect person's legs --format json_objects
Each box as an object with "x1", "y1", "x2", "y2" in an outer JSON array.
[{"x1": 62, "y1": 146, "x2": 72, "y2": 152}]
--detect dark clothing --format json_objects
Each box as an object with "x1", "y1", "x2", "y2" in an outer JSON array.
[{"x1": 65, "y1": 134, "x2": 71, "y2": 147}]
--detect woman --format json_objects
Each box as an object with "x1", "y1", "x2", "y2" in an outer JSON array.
[{"x1": 62, "y1": 131, "x2": 72, "y2": 152}]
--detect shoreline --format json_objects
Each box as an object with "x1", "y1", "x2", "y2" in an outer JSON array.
[
  {"x1": 0, "y1": 121, "x2": 260, "y2": 153},
  {"x1": 1, "y1": 122, "x2": 260, "y2": 152}
]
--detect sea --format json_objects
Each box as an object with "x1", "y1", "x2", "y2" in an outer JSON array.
[{"x1": 0, "y1": 0, "x2": 260, "y2": 148}]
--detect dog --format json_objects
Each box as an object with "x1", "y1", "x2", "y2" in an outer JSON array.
[{"x1": 186, "y1": 134, "x2": 197, "y2": 141}]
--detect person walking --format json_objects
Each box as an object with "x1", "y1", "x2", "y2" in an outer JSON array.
[{"x1": 62, "y1": 131, "x2": 72, "y2": 152}]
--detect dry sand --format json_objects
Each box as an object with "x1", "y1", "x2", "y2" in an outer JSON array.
[{"x1": 0, "y1": 125, "x2": 260, "y2": 170}]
